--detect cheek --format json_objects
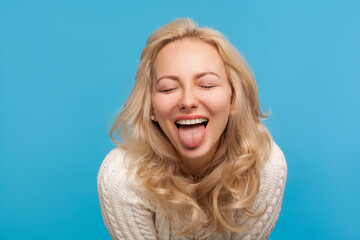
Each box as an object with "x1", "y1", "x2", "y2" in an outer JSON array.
[
  {"x1": 206, "y1": 94, "x2": 232, "y2": 115},
  {"x1": 152, "y1": 95, "x2": 174, "y2": 118}
]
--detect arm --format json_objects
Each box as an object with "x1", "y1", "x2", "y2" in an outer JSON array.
[{"x1": 97, "y1": 149, "x2": 158, "y2": 240}]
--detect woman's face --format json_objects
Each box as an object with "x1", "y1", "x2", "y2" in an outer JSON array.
[{"x1": 151, "y1": 39, "x2": 232, "y2": 174}]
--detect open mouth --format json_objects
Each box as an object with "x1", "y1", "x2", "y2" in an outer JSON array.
[
  {"x1": 175, "y1": 118, "x2": 209, "y2": 129},
  {"x1": 175, "y1": 118, "x2": 208, "y2": 148}
]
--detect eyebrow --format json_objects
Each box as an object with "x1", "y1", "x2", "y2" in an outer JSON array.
[
  {"x1": 156, "y1": 72, "x2": 220, "y2": 83},
  {"x1": 156, "y1": 75, "x2": 180, "y2": 83}
]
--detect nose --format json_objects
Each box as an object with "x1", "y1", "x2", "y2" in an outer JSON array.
[{"x1": 178, "y1": 86, "x2": 199, "y2": 110}]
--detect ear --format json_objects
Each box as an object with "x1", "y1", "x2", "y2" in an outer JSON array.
[
  {"x1": 151, "y1": 114, "x2": 157, "y2": 122},
  {"x1": 150, "y1": 109, "x2": 158, "y2": 122}
]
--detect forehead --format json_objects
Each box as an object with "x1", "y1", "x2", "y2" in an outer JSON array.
[{"x1": 153, "y1": 38, "x2": 225, "y2": 77}]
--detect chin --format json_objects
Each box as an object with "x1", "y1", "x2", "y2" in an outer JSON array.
[{"x1": 179, "y1": 144, "x2": 214, "y2": 161}]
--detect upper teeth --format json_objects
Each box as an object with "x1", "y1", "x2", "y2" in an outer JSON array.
[{"x1": 176, "y1": 118, "x2": 208, "y2": 125}]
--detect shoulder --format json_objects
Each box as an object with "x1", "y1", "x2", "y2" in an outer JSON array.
[
  {"x1": 234, "y1": 141, "x2": 287, "y2": 239},
  {"x1": 251, "y1": 141, "x2": 287, "y2": 237},
  {"x1": 97, "y1": 148, "x2": 157, "y2": 239},
  {"x1": 262, "y1": 141, "x2": 287, "y2": 197},
  {"x1": 254, "y1": 141, "x2": 287, "y2": 210},
  {"x1": 239, "y1": 141, "x2": 287, "y2": 214},
  {"x1": 97, "y1": 148, "x2": 127, "y2": 183},
  {"x1": 261, "y1": 141, "x2": 287, "y2": 191},
  {"x1": 97, "y1": 147, "x2": 153, "y2": 208},
  {"x1": 97, "y1": 148, "x2": 129, "y2": 202}
]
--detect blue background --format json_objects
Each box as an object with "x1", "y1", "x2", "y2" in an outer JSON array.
[{"x1": 1, "y1": 0, "x2": 359, "y2": 239}]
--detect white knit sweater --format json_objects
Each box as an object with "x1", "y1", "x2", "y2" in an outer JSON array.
[{"x1": 97, "y1": 142, "x2": 287, "y2": 240}]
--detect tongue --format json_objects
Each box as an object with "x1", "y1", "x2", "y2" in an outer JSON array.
[{"x1": 178, "y1": 124, "x2": 206, "y2": 148}]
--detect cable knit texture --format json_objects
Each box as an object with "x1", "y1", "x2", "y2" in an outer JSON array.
[{"x1": 97, "y1": 142, "x2": 287, "y2": 240}]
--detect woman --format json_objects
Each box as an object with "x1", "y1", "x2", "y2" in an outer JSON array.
[{"x1": 98, "y1": 18, "x2": 287, "y2": 240}]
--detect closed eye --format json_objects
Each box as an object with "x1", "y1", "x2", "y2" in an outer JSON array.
[
  {"x1": 160, "y1": 88, "x2": 176, "y2": 93},
  {"x1": 201, "y1": 85, "x2": 215, "y2": 89}
]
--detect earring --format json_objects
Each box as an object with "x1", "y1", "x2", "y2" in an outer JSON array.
[{"x1": 151, "y1": 115, "x2": 155, "y2": 121}]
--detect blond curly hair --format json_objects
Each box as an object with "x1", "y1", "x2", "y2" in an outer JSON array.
[{"x1": 110, "y1": 18, "x2": 272, "y2": 237}]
